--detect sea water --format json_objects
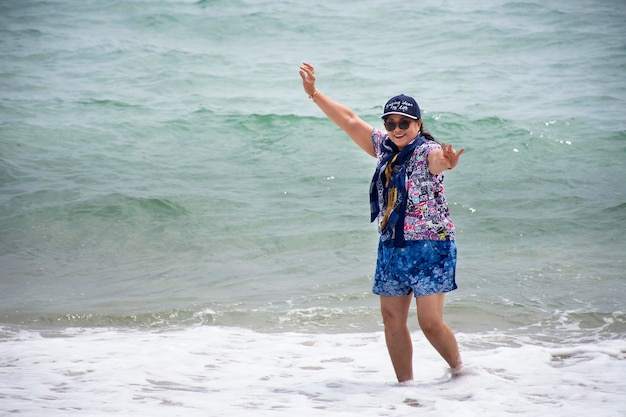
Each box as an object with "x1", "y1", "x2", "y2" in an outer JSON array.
[{"x1": 1, "y1": 0, "x2": 625, "y2": 415}]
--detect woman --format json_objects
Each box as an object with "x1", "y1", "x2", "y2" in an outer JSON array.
[{"x1": 299, "y1": 62, "x2": 465, "y2": 382}]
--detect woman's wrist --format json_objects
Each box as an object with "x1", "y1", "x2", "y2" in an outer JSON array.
[{"x1": 308, "y1": 89, "x2": 320, "y2": 102}]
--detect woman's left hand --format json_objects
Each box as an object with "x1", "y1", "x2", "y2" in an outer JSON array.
[
  {"x1": 428, "y1": 142, "x2": 465, "y2": 175},
  {"x1": 440, "y1": 142, "x2": 464, "y2": 170}
]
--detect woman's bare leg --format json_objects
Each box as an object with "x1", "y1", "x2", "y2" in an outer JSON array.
[
  {"x1": 416, "y1": 293, "x2": 462, "y2": 369},
  {"x1": 380, "y1": 294, "x2": 414, "y2": 382}
]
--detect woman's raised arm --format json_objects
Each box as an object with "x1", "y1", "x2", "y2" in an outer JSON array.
[{"x1": 299, "y1": 62, "x2": 375, "y2": 157}]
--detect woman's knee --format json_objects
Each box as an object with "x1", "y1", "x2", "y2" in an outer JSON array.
[
  {"x1": 379, "y1": 295, "x2": 412, "y2": 327},
  {"x1": 416, "y1": 294, "x2": 446, "y2": 335},
  {"x1": 380, "y1": 305, "x2": 409, "y2": 328},
  {"x1": 418, "y1": 315, "x2": 445, "y2": 336}
]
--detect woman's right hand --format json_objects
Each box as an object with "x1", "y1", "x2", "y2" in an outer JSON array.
[
  {"x1": 299, "y1": 62, "x2": 317, "y2": 97},
  {"x1": 297, "y1": 62, "x2": 375, "y2": 157}
]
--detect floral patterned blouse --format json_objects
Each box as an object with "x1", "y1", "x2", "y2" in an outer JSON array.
[{"x1": 372, "y1": 129, "x2": 456, "y2": 241}]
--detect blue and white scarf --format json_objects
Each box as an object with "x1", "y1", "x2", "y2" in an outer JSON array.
[{"x1": 369, "y1": 135, "x2": 426, "y2": 247}]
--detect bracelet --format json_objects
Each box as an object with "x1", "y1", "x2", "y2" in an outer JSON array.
[{"x1": 308, "y1": 90, "x2": 320, "y2": 102}]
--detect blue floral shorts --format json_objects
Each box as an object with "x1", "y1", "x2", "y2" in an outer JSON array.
[{"x1": 373, "y1": 239, "x2": 458, "y2": 297}]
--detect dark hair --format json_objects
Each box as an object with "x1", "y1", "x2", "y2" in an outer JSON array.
[{"x1": 420, "y1": 123, "x2": 438, "y2": 143}]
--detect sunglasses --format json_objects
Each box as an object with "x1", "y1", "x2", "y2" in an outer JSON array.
[{"x1": 384, "y1": 119, "x2": 412, "y2": 131}]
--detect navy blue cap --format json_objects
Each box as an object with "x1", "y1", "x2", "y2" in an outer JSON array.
[{"x1": 381, "y1": 94, "x2": 421, "y2": 120}]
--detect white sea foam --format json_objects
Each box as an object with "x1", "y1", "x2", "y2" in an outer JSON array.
[{"x1": 1, "y1": 326, "x2": 624, "y2": 416}]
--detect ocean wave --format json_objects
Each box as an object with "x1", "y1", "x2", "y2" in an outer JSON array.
[
  {"x1": 3, "y1": 193, "x2": 189, "y2": 223},
  {"x1": 2, "y1": 299, "x2": 623, "y2": 345},
  {"x1": 68, "y1": 194, "x2": 190, "y2": 220},
  {"x1": 76, "y1": 98, "x2": 146, "y2": 109}
]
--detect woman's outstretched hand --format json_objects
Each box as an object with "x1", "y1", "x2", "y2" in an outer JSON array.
[
  {"x1": 440, "y1": 142, "x2": 465, "y2": 170},
  {"x1": 299, "y1": 62, "x2": 317, "y2": 97},
  {"x1": 297, "y1": 61, "x2": 375, "y2": 157}
]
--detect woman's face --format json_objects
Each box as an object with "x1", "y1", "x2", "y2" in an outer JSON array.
[{"x1": 383, "y1": 115, "x2": 422, "y2": 149}]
